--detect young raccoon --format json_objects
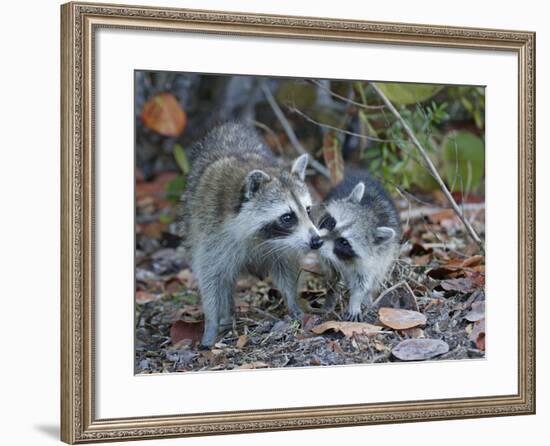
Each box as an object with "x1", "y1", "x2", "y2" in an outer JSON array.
[
  {"x1": 317, "y1": 171, "x2": 401, "y2": 321},
  {"x1": 180, "y1": 122, "x2": 323, "y2": 347}
]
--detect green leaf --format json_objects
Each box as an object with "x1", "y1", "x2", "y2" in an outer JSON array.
[
  {"x1": 173, "y1": 144, "x2": 189, "y2": 174},
  {"x1": 165, "y1": 175, "x2": 186, "y2": 202},
  {"x1": 441, "y1": 131, "x2": 485, "y2": 192},
  {"x1": 404, "y1": 138, "x2": 441, "y2": 192},
  {"x1": 159, "y1": 213, "x2": 174, "y2": 224},
  {"x1": 275, "y1": 80, "x2": 317, "y2": 109},
  {"x1": 374, "y1": 83, "x2": 444, "y2": 105}
]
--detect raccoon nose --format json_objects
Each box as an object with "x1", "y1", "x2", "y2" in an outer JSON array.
[{"x1": 310, "y1": 235, "x2": 324, "y2": 250}]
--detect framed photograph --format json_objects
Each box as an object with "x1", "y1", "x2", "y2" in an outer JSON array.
[{"x1": 61, "y1": 1, "x2": 535, "y2": 443}]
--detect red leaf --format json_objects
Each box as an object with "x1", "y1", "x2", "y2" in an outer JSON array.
[
  {"x1": 136, "y1": 172, "x2": 178, "y2": 199},
  {"x1": 170, "y1": 320, "x2": 204, "y2": 345},
  {"x1": 141, "y1": 93, "x2": 187, "y2": 137}
]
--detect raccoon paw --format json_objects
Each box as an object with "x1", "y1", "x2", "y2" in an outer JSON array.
[{"x1": 344, "y1": 310, "x2": 364, "y2": 322}]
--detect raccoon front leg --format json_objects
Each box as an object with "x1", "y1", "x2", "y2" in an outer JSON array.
[
  {"x1": 271, "y1": 262, "x2": 304, "y2": 321},
  {"x1": 344, "y1": 276, "x2": 370, "y2": 322},
  {"x1": 344, "y1": 288, "x2": 365, "y2": 322},
  {"x1": 195, "y1": 264, "x2": 237, "y2": 347}
]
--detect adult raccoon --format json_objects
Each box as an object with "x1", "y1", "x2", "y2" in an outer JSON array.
[
  {"x1": 180, "y1": 122, "x2": 323, "y2": 347},
  {"x1": 316, "y1": 170, "x2": 401, "y2": 321}
]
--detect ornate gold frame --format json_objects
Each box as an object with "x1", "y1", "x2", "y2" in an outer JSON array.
[{"x1": 60, "y1": 2, "x2": 536, "y2": 443}]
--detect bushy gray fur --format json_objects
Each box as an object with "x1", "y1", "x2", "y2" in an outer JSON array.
[
  {"x1": 180, "y1": 122, "x2": 320, "y2": 346},
  {"x1": 317, "y1": 171, "x2": 401, "y2": 321}
]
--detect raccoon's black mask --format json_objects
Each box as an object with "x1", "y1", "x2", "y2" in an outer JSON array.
[
  {"x1": 260, "y1": 211, "x2": 297, "y2": 238},
  {"x1": 318, "y1": 212, "x2": 358, "y2": 260}
]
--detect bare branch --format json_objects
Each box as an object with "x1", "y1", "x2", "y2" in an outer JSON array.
[
  {"x1": 287, "y1": 105, "x2": 401, "y2": 144},
  {"x1": 371, "y1": 83, "x2": 483, "y2": 247},
  {"x1": 400, "y1": 203, "x2": 485, "y2": 222},
  {"x1": 261, "y1": 84, "x2": 330, "y2": 180}
]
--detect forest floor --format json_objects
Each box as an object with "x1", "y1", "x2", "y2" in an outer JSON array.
[{"x1": 135, "y1": 172, "x2": 486, "y2": 374}]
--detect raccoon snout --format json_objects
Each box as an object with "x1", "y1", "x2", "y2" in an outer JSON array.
[{"x1": 310, "y1": 235, "x2": 324, "y2": 250}]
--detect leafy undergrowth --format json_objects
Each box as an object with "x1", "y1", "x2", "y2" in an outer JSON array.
[{"x1": 135, "y1": 175, "x2": 486, "y2": 374}]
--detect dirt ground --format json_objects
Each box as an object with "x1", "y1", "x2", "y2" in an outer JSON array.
[{"x1": 135, "y1": 180, "x2": 486, "y2": 374}]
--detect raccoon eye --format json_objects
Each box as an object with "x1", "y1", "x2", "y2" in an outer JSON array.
[
  {"x1": 319, "y1": 214, "x2": 336, "y2": 231},
  {"x1": 279, "y1": 212, "x2": 297, "y2": 227},
  {"x1": 334, "y1": 237, "x2": 356, "y2": 260},
  {"x1": 306, "y1": 206, "x2": 312, "y2": 216},
  {"x1": 336, "y1": 237, "x2": 350, "y2": 248}
]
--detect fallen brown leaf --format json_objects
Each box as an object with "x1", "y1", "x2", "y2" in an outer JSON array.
[
  {"x1": 328, "y1": 340, "x2": 345, "y2": 355},
  {"x1": 471, "y1": 265, "x2": 486, "y2": 273},
  {"x1": 469, "y1": 319, "x2": 486, "y2": 351},
  {"x1": 464, "y1": 301, "x2": 485, "y2": 322},
  {"x1": 392, "y1": 338, "x2": 449, "y2": 361},
  {"x1": 137, "y1": 222, "x2": 167, "y2": 239},
  {"x1": 440, "y1": 277, "x2": 476, "y2": 293},
  {"x1": 177, "y1": 268, "x2": 197, "y2": 289},
  {"x1": 310, "y1": 357, "x2": 322, "y2": 366},
  {"x1": 378, "y1": 307, "x2": 427, "y2": 330},
  {"x1": 465, "y1": 271, "x2": 485, "y2": 287},
  {"x1": 164, "y1": 277, "x2": 182, "y2": 294},
  {"x1": 462, "y1": 255, "x2": 484, "y2": 268},
  {"x1": 311, "y1": 321, "x2": 383, "y2": 338},
  {"x1": 236, "y1": 335, "x2": 249, "y2": 349},
  {"x1": 238, "y1": 361, "x2": 269, "y2": 369},
  {"x1": 400, "y1": 327, "x2": 425, "y2": 338},
  {"x1": 135, "y1": 290, "x2": 157, "y2": 304},
  {"x1": 427, "y1": 255, "x2": 485, "y2": 280},
  {"x1": 136, "y1": 195, "x2": 156, "y2": 214},
  {"x1": 426, "y1": 265, "x2": 462, "y2": 280}
]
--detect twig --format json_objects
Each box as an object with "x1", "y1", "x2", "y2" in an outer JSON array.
[
  {"x1": 371, "y1": 83, "x2": 483, "y2": 247},
  {"x1": 400, "y1": 203, "x2": 485, "y2": 222},
  {"x1": 261, "y1": 84, "x2": 330, "y2": 179},
  {"x1": 287, "y1": 105, "x2": 400, "y2": 144},
  {"x1": 252, "y1": 307, "x2": 280, "y2": 322}
]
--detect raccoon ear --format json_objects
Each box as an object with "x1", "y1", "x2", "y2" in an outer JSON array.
[
  {"x1": 290, "y1": 154, "x2": 309, "y2": 181},
  {"x1": 374, "y1": 226, "x2": 396, "y2": 244},
  {"x1": 346, "y1": 182, "x2": 365, "y2": 204},
  {"x1": 243, "y1": 170, "x2": 271, "y2": 199}
]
